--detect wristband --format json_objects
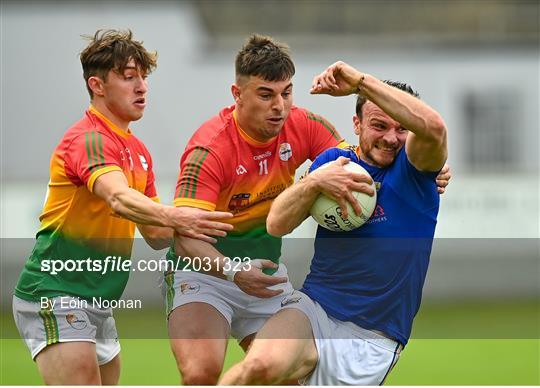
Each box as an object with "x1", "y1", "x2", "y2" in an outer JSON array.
[
  {"x1": 223, "y1": 259, "x2": 260, "y2": 281},
  {"x1": 223, "y1": 266, "x2": 238, "y2": 282}
]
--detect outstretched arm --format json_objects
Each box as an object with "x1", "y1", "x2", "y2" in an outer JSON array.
[
  {"x1": 311, "y1": 61, "x2": 448, "y2": 172},
  {"x1": 93, "y1": 170, "x2": 233, "y2": 244},
  {"x1": 267, "y1": 157, "x2": 374, "y2": 237}
]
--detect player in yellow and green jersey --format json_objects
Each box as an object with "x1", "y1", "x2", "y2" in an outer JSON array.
[{"x1": 12, "y1": 29, "x2": 233, "y2": 385}]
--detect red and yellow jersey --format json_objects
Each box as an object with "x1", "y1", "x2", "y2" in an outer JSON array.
[
  {"x1": 169, "y1": 105, "x2": 343, "y2": 269},
  {"x1": 15, "y1": 106, "x2": 158, "y2": 301}
]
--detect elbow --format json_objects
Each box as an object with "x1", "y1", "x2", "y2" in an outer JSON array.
[
  {"x1": 146, "y1": 239, "x2": 169, "y2": 251},
  {"x1": 146, "y1": 234, "x2": 171, "y2": 250},
  {"x1": 429, "y1": 114, "x2": 447, "y2": 144},
  {"x1": 142, "y1": 227, "x2": 172, "y2": 250},
  {"x1": 266, "y1": 214, "x2": 290, "y2": 237},
  {"x1": 105, "y1": 190, "x2": 125, "y2": 217}
]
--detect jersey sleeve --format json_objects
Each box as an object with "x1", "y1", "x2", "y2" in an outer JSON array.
[
  {"x1": 173, "y1": 146, "x2": 222, "y2": 211},
  {"x1": 304, "y1": 110, "x2": 344, "y2": 160},
  {"x1": 388, "y1": 149, "x2": 440, "y2": 213},
  {"x1": 308, "y1": 148, "x2": 351, "y2": 173},
  {"x1": 64, "y1": 131, "x2": 123, "y2": 192}
]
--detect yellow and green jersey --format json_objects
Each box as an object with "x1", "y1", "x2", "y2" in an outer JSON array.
[{"x1": 15, "y1": 106, "x2": 159, "y2": 302}]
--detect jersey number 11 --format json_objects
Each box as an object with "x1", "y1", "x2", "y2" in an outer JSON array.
[{"x1": 258, "y1": 159, "x2": 268, "y2": 175}]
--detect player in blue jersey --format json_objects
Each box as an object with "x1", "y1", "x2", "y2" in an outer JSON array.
[{"x1": 220, "y1": 60, "x2": 448, "y2": 385}]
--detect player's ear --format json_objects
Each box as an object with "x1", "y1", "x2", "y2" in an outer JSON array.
[
  {"x1": 231, "y1": 84, "x2": 241, "y2": 105},
  {"x1": 88, "y1": 76, "x2": 105, "y2": 97},
  {"x1": 353, "y1": 115, "x2": 361, "y2": 135}
]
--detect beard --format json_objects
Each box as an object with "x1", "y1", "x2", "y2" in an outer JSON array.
[{"x1": 359, "y1": 139, "x2": 401, "y2": 168}]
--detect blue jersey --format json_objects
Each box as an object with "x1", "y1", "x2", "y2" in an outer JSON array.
[{"x1": 301, "y1": 146, "x2": 440, "y2": 346}]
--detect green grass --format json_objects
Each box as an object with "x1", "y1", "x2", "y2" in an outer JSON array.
[
  {"x1": 2, "y1": 338, "x2": 538, "y2": 385},
  {"x1": 1, "y1": 300, "x2": 539, "y2": 385}
]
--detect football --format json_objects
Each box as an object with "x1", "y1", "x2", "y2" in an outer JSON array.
[{"x1": 309, "y1": 161, "x2": 377, "y2": 232}]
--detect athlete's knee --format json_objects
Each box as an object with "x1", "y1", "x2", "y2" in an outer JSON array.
[
  {"x1": 37, "y1": 347, "x2": 100, "y2": 385},
  {"x1": 180, "y1": 362, "x2": 222, "y2": 385},
  {"x1": 240, "y1": 356, "x2": 282, "y2": 385},
  {"x1": 69, "y1": 355, "x2": 101, "y2": 383},
  {"x1": 170, "y1": 345, "x2": 222, "y2": 384}
]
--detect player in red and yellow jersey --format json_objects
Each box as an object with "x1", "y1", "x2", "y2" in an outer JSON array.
[
  {"x1": 169, "y1": 107, "x2": 342, "y2": 270},
  {"x1": 164, "y1": 35, "x2": 374, "y2": 385},
  {"x1": 12, "y1": 29, "x2": 233, "y2": 385}
]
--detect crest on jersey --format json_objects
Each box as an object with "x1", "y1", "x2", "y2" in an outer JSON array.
[
  {"x1": 228, "y1": 193, "x2": 251, "y2": 211},
  {"x1": 279, "y1": 143, "x2": 292, "y2": 161},
  {"x1": 139, "y1": 155, "x2": 148, "y2": 171}
]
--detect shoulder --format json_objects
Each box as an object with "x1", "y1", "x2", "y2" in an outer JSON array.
[
  {"x1": 285, "y1": 106, "x2": 331, "y2": 125},
  {"x1": 287, "y1": 105, "x2": 305, "y2": 119},
  {"x1": 283, "y1": 106, "x2": 339, "y2": 142},
  {"x1": 309, "y1": 147, "x2": 356, "y2": 172},
  {"x1": 59, "y1": 114, "x2": 116, "y2": 153},
  {"x1": 393, "y1": 148, "x2": 439, "y2": 181},
  {"x1": 319, "y1": 146, "x2": 356, "y2": 161},
  {"x1": 296, "y1": 107, "x2": 334, "y2": 127},
  {"x1": 384, "y1": 149, "x2": 439, "y2": 209},
  {"x1": 187, "y1": 105, "x2": 235, "y2": 152},
  {"x1": 128, "y1": 132, "x2": 150, "y2": 151},
  {"x1": 282, "y1": 106, "x2": 324, "y2": 128}
]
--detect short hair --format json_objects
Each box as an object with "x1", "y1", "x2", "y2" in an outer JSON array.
[
  {"x1": 355, "y1": 80, "x2": 420, "y2": 119},
  {"x1": 80, "y1": 29, "x2": 157, "y2": 98},
  {"x1": 235, "y1": 34, "x2": 295, "y2": 82}
]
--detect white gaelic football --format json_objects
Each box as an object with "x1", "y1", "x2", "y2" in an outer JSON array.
[{"x1": 309, "y1": 161, "x2": 377, "y2": 232}]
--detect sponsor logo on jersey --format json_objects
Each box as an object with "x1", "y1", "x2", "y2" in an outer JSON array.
[
  {"x1": 66, "y1": 312, "x2": 88, "y2": 330},
  {"x1": 373, "y1": 204, "x2": 385, "y2": 217},
  {"x1": 281, "y1": 292, "x2": 302, "y2": 307},
  {"x1": 180, "y1": 282, "x2": 200, "y2": 295},
  {"x1": 228, "y1": 193, "x2": 251, "y2": 211},
  {"x1": 236, "y1": 164, "x2": 248, "y2": 175},
  {"x1": 253, "y1": 151, "x2": 272, "y2": 161},
  {"x1": 279, "y1": 143, "x2": 292, "y2": 161},
  {"x1": 366, "y1": 204, "x2": 387, "y2": 224},
  {"x1": 139, "y1": 155, "x2": 148, "y2": 171}
]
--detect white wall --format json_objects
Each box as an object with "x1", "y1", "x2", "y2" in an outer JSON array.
[{"x1": 2, "y1": 1, "x2": 539, "y2": 183}]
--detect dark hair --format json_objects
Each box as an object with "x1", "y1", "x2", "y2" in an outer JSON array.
[
  {"x1": 235, "y1": 34, "x2": 295, "y2": 82},
  {"x1": 80, "y1": 29, "x2": 157, "y2": 98},
  {"x1": 355, "y1": 80, "x2": 420, "y2": 118}
]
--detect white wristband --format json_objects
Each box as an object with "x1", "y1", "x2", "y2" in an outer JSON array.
[
  {"x1": 223, "y1": 266, "x2": 238, "y2": 282},
  {"x1": 222, "y1": 259, "x2": 258, "y2": 282}
]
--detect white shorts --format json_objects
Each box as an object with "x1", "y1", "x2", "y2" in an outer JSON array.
[
  {"x1": 12, "y1": 295, "x2": 120, "y2": 365},
  {"x1": 164, "y1": 263, "x2": 294, "y2": 341},
  {"x1": 280, "y1": 291, "x2": 401, "y2": 386}
]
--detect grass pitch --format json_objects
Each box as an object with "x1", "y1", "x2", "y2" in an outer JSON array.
[{"x1": 1, "y1": 300, "x2": 538, "y2": 385}]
